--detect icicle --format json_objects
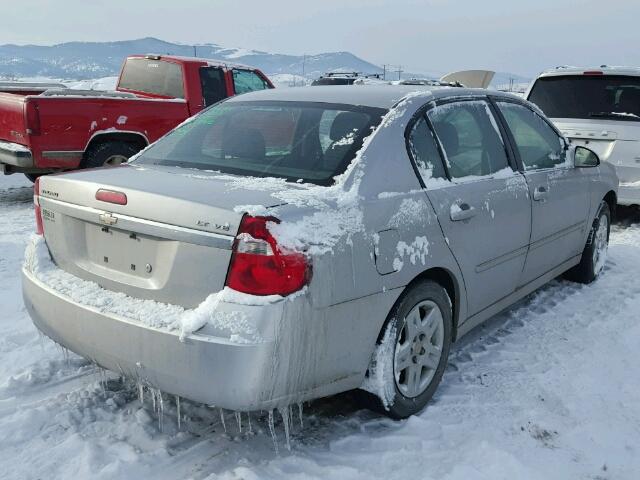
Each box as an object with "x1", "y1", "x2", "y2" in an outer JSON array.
[
  {"x1": 175, "y1": 395, "x2": 181, "y2": 430},
  {"x1": 297, "y1": 402, "x2": 304, "y2": 429},
  {"x1": 268, "y1": 409, "x2": 279, "y2": 455},
  {"x1": 152, "y1": 388, "x2": 157, "y2": 412},
  {"x1": 219, "y1": 408, "x2": 227, "y2": 433},
  {"x1": 157, "y1": 391, "x2": 164, "y2": 432},
  {"x1": 138, "y1": 383, "x2": 145, "y2": 405},
  {"x1": 235, "y1": 411, "x2": 242, "y2": 433},
  {"x1": 247, "y1": 412, "x2": 253, "y2": 434},
  {"x1": 278, "y1": 407, "x2": 291, "y2": 451}
]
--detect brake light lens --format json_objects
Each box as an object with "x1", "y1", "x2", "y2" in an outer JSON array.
[
  {"x1": 25, "y1": 101, "x2": 41, "y2": 135},
  {"x1": 95, "y1": 189, "x2": 127, "y2": 205},
  {"x1": 34, "y1": 177, "x2": 43, "y2": 235},
  {"x1": 583, "y1": 70, "x2": 604, "y2": 76},
  {"x1": 226, "y1": 215, "x2": 311, "y2": 296}
]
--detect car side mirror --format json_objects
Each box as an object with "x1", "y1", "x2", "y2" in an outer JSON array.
[{"x1": 574, "y1": 146, "x2": 600, "y2": 168}]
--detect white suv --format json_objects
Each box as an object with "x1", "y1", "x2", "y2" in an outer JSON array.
[{"x1": 526, "y1": 66, "x2": 640, "y2": 206}]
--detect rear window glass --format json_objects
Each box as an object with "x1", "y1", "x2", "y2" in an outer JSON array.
[
  {"x1": 119, "y1": 58, "x2": 184, "y2": 98},
  {"x1": 528, "y1": 75, "x2": 640, "y2": 121},
  {"x1": 311, "y1": 78, "x2": 356, "y2": 86},
  {"x1": 133, "y1": 100, "x2": 385, "y2": 185}
]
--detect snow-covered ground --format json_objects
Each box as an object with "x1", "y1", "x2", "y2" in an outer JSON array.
[{"x1": 1, "y1": 172, "x2": 639, "y2": 479}]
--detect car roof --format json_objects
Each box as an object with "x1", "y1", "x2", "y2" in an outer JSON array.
[
  {"x1": 226, "y1": 85, "x2": 516, "y2": 109},
  {"x1": 537, "y1": 66, "x2": 640, "y2": 78}
]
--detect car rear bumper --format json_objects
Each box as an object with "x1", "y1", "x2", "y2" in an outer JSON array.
[
  {"x1": 22, "y1": 267, "x2": 302, "y2": 411},
  {"x1": 0, "y1": 140, "x2": 33, "y2": 168},
  {"x1": 618, "y1": 183, "x2": 640, "y2": 206}
]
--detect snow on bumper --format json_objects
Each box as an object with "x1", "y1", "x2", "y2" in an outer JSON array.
[
  {"x1": 0, "y1": 140, "x2": 33, "y2": 168},
  {"x1": 20, "y1": 236, "x2": 315, "y2": 411},
  {"x1": 22, "y1": 267, "x2": 290, "y2": 410}
]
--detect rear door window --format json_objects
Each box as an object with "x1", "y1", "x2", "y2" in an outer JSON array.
[
  {"x1": 232, "y1": 69, "x2": 270, "y2": 95},
  {"x1": 119, "y1": 58, "x2": 184, "y2": 98},
  {"x1": 199, "y1": 67, "x2": 227, "y2": 106},
  {"x1": 427, "y1": 100, "x2": 510, "y2": 179},
  {"x1": 407, "y1": 117, "x2": 447, "y2": 183},
  {"x1": 497, "y1": 102, "x2": 566, "y2": 170}
]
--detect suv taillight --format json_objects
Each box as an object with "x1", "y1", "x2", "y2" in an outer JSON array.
[
  {"x1": 34, "y1": 177, "x2": 43, "y2": 235},
  {"x1": 226, "y1": 215, "x2": 311, "y2": 296}
]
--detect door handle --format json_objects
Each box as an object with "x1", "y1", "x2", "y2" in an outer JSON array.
[
  {"x1": 533, "y1": 186, "x2": 548, "y2": 201},
  {"x1": 450, "y1": 202, "x2": 476, "y2": 221}
]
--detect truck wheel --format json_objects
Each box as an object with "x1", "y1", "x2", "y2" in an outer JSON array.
[
  {"x1": 359, "y1": 280, "x2": 452, "y2": 419},
  {"x1": 82, "y1": 141, "x2": 141, "y2": 169},
  {"x1": 565, "y1": 201, "x2": 610, "y2": 284}
]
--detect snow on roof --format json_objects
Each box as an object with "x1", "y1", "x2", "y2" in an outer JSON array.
[
  {"x1": 538, "y1": 66, "x2": 640, "y2": 78},
  {"x1": 226, "y1": 85, "x2": 519, "y2": 109}
]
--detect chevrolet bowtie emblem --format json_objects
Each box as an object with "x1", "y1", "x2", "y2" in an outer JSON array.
[{"x1": 99, "y1": 212, "x2": 118, "y2": 226}]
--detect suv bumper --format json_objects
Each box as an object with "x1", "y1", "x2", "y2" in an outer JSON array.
[{"x1": 22, "y1": 267, "x2": 293, "y2": 411}]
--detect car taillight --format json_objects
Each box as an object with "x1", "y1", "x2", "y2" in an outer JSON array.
[
  {"x1": 34, "y1": 177, "x2": 44, "y2": 235},
  {"x1": 25, "y1": 101, "x2": 40, "y2": 135},
  {"x1": 226, "y1": 215, "x2": 311, "y2": 296}
]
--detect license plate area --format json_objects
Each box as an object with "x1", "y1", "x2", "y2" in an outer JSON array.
[{"x1": 85, "y1": 222, "x2": 160, "y2": 278}]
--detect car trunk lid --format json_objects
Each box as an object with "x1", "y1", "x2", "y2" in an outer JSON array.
[{"x1": 38, "y1": 165, "x2": 284, "y2": 308}]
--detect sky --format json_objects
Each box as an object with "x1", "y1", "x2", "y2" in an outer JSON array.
[{"x1": 2, "y1": 0, "x2": 638, "y2": 77}]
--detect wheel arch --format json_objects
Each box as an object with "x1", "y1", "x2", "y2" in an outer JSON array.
[
  {"x1": 404, "y1": 266, "x2": 463, "y2": 342},
  {"x1": 84, "y1": 130, "x2": 149, "y2": 155},
  {"x1": 603, "y1": 190, "x2": 617, "y2": 222}
]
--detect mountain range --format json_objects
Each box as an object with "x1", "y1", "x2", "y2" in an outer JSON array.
[{"x1": 0, "y1": 37, "x2": 530, "y2": 87}]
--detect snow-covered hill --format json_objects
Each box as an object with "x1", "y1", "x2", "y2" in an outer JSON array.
[{"x1": 0, "y1": 37, "x2": 531, "y2": 88}]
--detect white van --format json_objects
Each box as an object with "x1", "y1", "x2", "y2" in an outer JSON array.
[{"x1": 526, "y1": 67, "x2": 640, "y2": 206}]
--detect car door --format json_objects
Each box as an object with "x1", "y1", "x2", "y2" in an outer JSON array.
[
  {"x1": 413, "y1": 98, "x2": 532, "y2": 316},
  {"x1": 494, "y1": 100, "x2": 591, "y2": 285}
]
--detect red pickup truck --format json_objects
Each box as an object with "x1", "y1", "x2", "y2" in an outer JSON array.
[{"x1": 0, "y1": 55, "x2": 273, "y2": 180}]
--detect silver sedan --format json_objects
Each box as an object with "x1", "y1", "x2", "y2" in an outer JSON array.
[{"x1": 23, "y1": 85, "x2": 618, "y2": 419}]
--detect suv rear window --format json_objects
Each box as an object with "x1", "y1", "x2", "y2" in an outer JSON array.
[
  {"x1": 119, "y1": 58, "x2": 184, "y2": 98},
  {"x1": 133, "y1": 100, "x2": 385, "y2": 185},
  {"x1": 528, "y1": 75, "x2": 640, "y2": 121}
]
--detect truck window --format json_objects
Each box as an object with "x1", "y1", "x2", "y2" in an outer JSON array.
[
  {"x1": 119, "y1": 58, "x2": 184, "y2": 99},
  {"x1": 200, "y1": 67, "x2": 226, "y2": 106},
  {"x1": 232, "y1": 69, "x2": 270, "y2": 95}
]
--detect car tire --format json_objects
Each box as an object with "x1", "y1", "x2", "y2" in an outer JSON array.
[
  {"x1": 82, "y1": 141, "x2": 141, "y2": 169},
  {"x1": 359, "y1": 279, "x2": 453, "y2": 419},
  {"x1": 565, "y1": 201, "x2": 610, "y2": 284}
]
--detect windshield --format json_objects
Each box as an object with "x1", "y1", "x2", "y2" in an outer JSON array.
[
  {"x1": 528, "y1": 75, "x2": 640, "y2": 121},
  {"x1": 133, "y1": 100, "x2": 386, "y2": 185}
]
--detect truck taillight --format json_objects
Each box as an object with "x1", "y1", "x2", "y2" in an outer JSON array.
[
  {"x1": 34, "y1": 177, "x2": 44, "y2": 235},
  {"x1": 25, "y1": 101, "x2": 41, "y2": 135},
  {"x1": 226, "y1": 215, "x2": 311, "y2": 296}
]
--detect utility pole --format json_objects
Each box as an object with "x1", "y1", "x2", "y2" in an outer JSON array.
[
  {"x1": 302, "y1": 54, "x2": 306, "y2": 87},
  {"x1": 396, "y1": 65, "x2": 403, "y2": 80},
  {"x1": 193, "y1": 45, "x2": 197, "y2": 57},
  {"x1": 383, "y1": 64, "x2": 386, "y2": 81}
]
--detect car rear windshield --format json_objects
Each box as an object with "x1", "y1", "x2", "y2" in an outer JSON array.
[
  {"x1": 133, "y1": 100, "x2": 386, "y2": 185},
  {"x1": 528, "y1": 75, "x2": 640, "y2": 121},
  {"x1": 118, "y1": 58, "x2": 184, "y2": 98}
]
